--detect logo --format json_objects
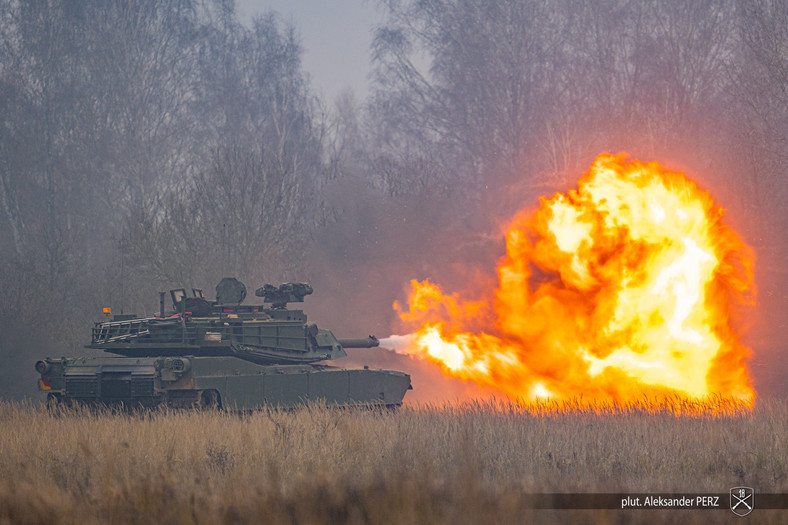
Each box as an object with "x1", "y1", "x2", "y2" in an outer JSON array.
[{"x1": 730, "y1": 487, "x2": 754, "y2": 516}]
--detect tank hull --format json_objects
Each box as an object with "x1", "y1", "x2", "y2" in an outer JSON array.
[{"x1": 37, "y1": 356, "x2": 411, "y2": 410}]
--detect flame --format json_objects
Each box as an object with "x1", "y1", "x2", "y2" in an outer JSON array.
[{"x1": 391, "y1": 153, "x2": 755, "y2": 409}]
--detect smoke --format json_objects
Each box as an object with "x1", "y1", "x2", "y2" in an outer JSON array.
[{"x1": 379, "y1": 334, "x2": 416, "y2": 354}]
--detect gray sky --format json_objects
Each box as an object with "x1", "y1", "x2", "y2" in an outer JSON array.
[{"x1": 237, "y1": 1, "x2": 382, "y2": 103}]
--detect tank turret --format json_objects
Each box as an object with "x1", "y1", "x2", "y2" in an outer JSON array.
[
  {"x1": 35, "y1": 278, "x2": 410, "y2": 409},
  {"x1": 85, "y1": 278, "x2": 379, "y2": 365}
]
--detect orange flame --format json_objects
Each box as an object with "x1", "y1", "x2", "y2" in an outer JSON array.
[{"x1": 391, "y1": 153, "x2": 756, "y2": 408}]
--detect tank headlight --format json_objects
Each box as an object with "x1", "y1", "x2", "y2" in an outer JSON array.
[
  {"x1": 164, "y1": 358, "x2": 190, "y2": 373},
  {"x1": 172, "y1": 358, "x2": 188, "y2": 372}
]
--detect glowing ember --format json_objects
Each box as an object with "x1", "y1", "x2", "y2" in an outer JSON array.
[{"x1": 389, "y1": 153, "x2": 756, "y2": 408}]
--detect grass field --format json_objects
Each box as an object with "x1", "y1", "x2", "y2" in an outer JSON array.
[{"x1": 0, "y1": 397, "x2": 785, "y2": 524}]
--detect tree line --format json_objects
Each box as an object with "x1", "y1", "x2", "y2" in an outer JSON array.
[{"x1": 1, "y1": 0, "x2": 786, "y2": 397}]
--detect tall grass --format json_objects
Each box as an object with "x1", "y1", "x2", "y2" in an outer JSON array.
[{"x1": 0, "y1": 398, "x2": 785, "y2": 524}]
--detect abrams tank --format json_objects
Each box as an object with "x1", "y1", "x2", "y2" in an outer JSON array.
[{"x1": 35, "y1": 278, "x2": 411, "y2": 409}]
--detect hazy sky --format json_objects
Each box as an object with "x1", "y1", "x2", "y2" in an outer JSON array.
[{"x1": 237, "y1": 1, "x2": 382, "y2": 103}]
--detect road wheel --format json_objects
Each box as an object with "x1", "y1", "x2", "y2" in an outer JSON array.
[
  {"x1": 198, "y1": 389, "x2": 220, "y2": 410},
  {"x1": 46, "y1": 393, "x2": 60, "y2": 410}
]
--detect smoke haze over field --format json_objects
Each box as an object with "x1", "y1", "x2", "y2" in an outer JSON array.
[{"x1": 0, "y1": 0, "x2": 786, "y2": 401}]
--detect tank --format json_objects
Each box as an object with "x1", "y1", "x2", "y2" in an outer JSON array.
[{"x1": 35, "y1": 278, "x2": 411, "y2": 409}]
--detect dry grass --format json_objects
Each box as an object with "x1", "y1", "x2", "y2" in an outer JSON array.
[{"x1": 0, "y1": 397, "x2": 785, "y2": 524}]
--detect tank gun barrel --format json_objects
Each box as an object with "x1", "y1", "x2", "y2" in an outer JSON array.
[{"x1": 337, "y1": 336, "x2": 380, "y2": 349}]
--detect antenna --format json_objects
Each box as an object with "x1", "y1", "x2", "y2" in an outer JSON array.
[
  {"x1": 222, "y1": 222, "x2": 227, "y2": 278},
  {"x1": 120, "y1": 232, "x2": 125, "y2": 315}
]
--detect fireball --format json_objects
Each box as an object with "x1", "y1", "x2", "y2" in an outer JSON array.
[{"x1": 391, "y1": 153, "x2": 755, "y2": 408}]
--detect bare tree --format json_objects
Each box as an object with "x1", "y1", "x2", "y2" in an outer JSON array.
[
  {"x1": 371, "y1": 0, "x2": 578, "y2": 203},
  {"x1": 733, "y1": 0, "x2": 788, "y2": 230},
  {"x1": 0, "y1": 1, "x2": 204, "y2": 316},
  {"x1": 118, "y1": 8, "x2": 329, "y2": 300}
]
